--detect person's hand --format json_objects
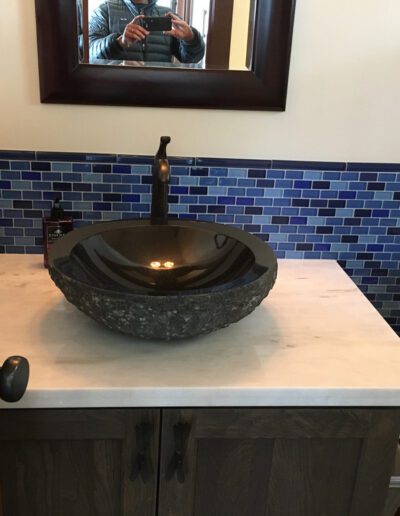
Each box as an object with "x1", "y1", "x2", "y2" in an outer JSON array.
[
  {"x1": 164, "y1": 12, "x2": 194, "y2": 42},
  {"x1": 117, "y1": 16, "x2": 149, "y2": 49}
]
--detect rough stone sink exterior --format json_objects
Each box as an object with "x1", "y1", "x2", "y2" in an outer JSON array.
[{"x1": 48, "y1": 219, "x2": 277, "y2": 340}]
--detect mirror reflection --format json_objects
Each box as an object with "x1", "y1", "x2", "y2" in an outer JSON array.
[{"x1": 77, "y1": 0, "x2": 255, "y2": 70}]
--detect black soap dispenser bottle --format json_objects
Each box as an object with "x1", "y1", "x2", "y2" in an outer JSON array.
[{"x1": 42, "y1": 197, "x2": 73, "y2": 267}]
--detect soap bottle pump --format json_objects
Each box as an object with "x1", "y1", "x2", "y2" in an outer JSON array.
[{"x1": 42, "y1": 197, "x2": 73, "y2": 267}]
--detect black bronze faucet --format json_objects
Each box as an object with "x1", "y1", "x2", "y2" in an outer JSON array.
[{"x1": 151, "y1": 136, "x2": 171, "y2": 225}]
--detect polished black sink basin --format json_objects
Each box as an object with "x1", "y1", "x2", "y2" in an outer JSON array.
[{"x1": 48, "y1": 220, "x2": 277, "y2": 340}]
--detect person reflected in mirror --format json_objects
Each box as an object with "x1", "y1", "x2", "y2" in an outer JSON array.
[{"x1": 89, "y1": 0, "x2": 205, "y2": 64}]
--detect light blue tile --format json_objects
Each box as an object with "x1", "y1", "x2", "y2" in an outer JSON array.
[
  {"x1": 82, "y1": 173, "x2": 102, "y2": 183},
  {"x1": 52, "y1": 162, "x2": 72, "y2": 172},
  {"x1": 228, "y1": 168, "x2": 246, "y2": 178},
  {"x1": 209, "y1": 187, "x2": 227, "y2": 196},
  {"x1": 179, "y1": 176, "x2": 199, "y2": 186},
  {"x1": 330, "y1": 181, "x2": 349, "y2": 190},
  {"x1": 303, "y1": 171, "x2": 322, "y2": 180},
  {"x1": 169, "y1": 205, "x2": 188, "y2": 213}
]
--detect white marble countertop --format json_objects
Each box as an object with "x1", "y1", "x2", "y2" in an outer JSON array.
[{"x1": 0, "y1": 255, "x2": 399, "y2": 408}]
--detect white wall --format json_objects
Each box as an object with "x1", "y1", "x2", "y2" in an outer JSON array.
[{"x1": 0, "y1": 0, "x2": 400, "y2": 161}]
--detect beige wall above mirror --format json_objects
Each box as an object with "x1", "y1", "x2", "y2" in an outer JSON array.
[{"x1": 78, "y1": 0, "x2": 254, "y2": 70}]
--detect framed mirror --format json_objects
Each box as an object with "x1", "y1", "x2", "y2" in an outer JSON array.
[{"x1": 35, "y1": 0, "x2": 296, "y2": 110}]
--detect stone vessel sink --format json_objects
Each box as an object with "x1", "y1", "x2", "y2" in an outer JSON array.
[{"x1": 48, "y1": 219, "x2": 277, "y2": 340}]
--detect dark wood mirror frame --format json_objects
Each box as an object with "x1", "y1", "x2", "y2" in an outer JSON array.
[{"x1": 35, "y1": 0, "x2": 296, "y2": 110}]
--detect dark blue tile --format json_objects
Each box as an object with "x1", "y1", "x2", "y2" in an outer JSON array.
[
  {"x1": 53, "y1": 182, "x2": 72, "y2": 191},
  {"x1": 315, "y1": 244, "x2": 331, "y2": 251},
  {"x1": 208, "y1": 205, "x2": 225, "y2": 214},
  {"x1": 11, "y1": 161, "x2": 31, "y2": 172},
  {"x1": 196, "y1": 157, "x2": 272, "y2": 168},
  {"x1": 292, "y1": 199, "x2": 309, "y2": 207},
  {"x1": 112, "y1": 165, "x2": 131, "y2": 174},
  {"x1": 316, "y1": 226, "x2": 333, "y2": 234},
  {"x1": 0, "y1": 150, "x2": 35, "y2": 160},
  {"x1": 272, "y1": 216, "x2": 289, "y2": 224},
  {"x1": 388, "y1": 227, "x2": 400, "y2": 235},
  {"x1": 22, "y1": 172, "x2": 41, "y2": 180},
  {"x1": 347, "y1": 162, "x2": 400, "y2": 172},
  {"x1": 354, "y1": 209, "x2": 371, "y2": 217},
  {"x1": 236, "y1": 197, "x2": 254, "y2": 206},
  {"x1": 0, "y1": 180, "x2": 11, "y2": 189},
  {"x1": 342, "y1": 235, "x2": 359, "y2": 243},
  {"x1": 296, "y1": 243, "x2": 313, "y2": 251},
  {"x1": 328, "y1": 200, "x2": 345, "y2": 208},
  {"x1": 313, "y1": 181, "x2": 330, "y2": 189},
  {"x1": 372, "y1": 209, "x2": 390, "y2": 217},
  {"x1": 294, "y1": 180, "x2": 312, "y2": 189},
  {"x1": 360, "y1": 173, "x2": 378, "y2": 181},
  {"x1": 0, "y1": 219, "x2": 13, "y2": 227},
  {"x1": 190, "y1": 167, "x2": 209, "y2": 177},
  {"x1": 103, "y1": 193, "x2": 121, "y2": 202},
  {"x1": 290, "y1": 216, "x2": 307, "y2": 224},
  {"x1": 319, "y1": 208, "x2": 336, "y2": 216},
  {"x1": 72, "y1": 163, "x2": 91, "y2": 172},
  {"x1": 248, "y1": 169, "x2": 267, "y2": 178},
  {"x1": 103, "y1": 174, "x2": 122, "y2": 183},
  {"x1": 122, "y1": 194, "x2": 140, "y2": 202},
  {"x1": 272, "y1": 160, "x2": 346, "y2": 171},
  {"x1": 256, "y1": 179, "x2": 275, "y2": 188},
  {"x1": 171, "y1": 186, "x2": 189, "y2": 195},
  {"x1": 367, "y1": 182, "x2": 385, "y2": 191},
  {"x1": 73, "y1": 183, "x2": 92, "y2": 192},
  {"x1": 339, "y1": 191, "x2": 356, "y2": 200},
  {"x1": 31, "y1": 161, "x2": 51, "y2": 171},
  {"x1": 93, "y1": 164, "x2": 112, "y2": 174},
  {"x1": 245, "y1": 207, "x2": 262, "y2": 215},
  {"x1": 343, "y1": 217, "x2": 361, "y2": 226},
  {"x1": 37, "y1": 151, "x2": 117, "y2": 163},
  {"x1": 13, "y1": 200, "x2": 32, "y2": 209},
  {"x1": 189, "y1": 205, "x2": 206, "y2": 213},
  {"x1": 93, "y1": 184, "x2": 112, "y2": 192},
  {"x1": 189, "y1": 187, "x2": 207, "y2": 195},
  {"x1": 93, "y1": 202, "x2": 112, "y2": 211}
]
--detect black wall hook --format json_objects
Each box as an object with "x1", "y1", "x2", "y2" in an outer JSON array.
[{"x1": 0, "y1": 356, "x2": 29, "y2": 402}]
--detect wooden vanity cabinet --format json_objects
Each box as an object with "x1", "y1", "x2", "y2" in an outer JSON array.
[
  {"x1": 0, "y1": 409, "x2": 160, "y2": 516},
  {"x1": 0, "y1": 408, "x2": 398, "y2": 516}
]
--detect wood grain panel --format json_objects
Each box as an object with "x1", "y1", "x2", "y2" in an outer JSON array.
[
  {"x1": 266, "y1": 438, "x2": 361, "y2": 516},
  {"x1": 0, "y1": 409, "x2": 160, "y2": 516},
  {"x1": 193, "y1": 438, "x2": 274, "y2": 516},
  {"x1": 159, "y1": 408, "x2": 400, "y2": 516}
]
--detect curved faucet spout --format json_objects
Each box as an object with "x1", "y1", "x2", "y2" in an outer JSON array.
[{"x1": 151, "y1": 136, "x2": 171, "y2": 225}]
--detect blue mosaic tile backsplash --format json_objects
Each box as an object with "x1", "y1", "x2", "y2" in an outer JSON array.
[{"x1": 0, "y1": 150, "x2": 399, "y2": 335}]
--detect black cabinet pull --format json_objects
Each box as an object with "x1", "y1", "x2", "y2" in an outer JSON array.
[
  {"x1": 167, "y1": 422, "x2": 191, "y2": 484},
  {"x1": 0, "y1": 356, "x2": 29, "y2": 402},
  {"x1": 131, "y1": 423, "x2": 154, "y2": 483}
]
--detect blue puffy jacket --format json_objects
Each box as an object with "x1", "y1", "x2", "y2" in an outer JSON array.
[{"x1": 89, "y1": 0, "x2": 205, "y2": 63}]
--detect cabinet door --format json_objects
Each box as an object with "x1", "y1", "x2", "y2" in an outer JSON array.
[
  {"x1": 0, "y1": 409, "x2": 159, "y2": 516},
  {"x1": 158, "y1": 408, "x2": 400, "y2": 516}
]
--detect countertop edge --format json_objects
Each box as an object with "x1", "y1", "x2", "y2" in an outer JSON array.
[{"x1": 3, "y1": 388, "x2": 400, "y2": 409}]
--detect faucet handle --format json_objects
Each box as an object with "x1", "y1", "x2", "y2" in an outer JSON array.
[{"x1": 156, "y1": 136, "x2": 171, "y2": 159}]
